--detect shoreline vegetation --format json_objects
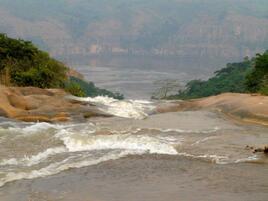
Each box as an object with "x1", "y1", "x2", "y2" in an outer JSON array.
[
  {"x1": 157, "y1": 93, "x2": 268, "y2": 127},
  {"x1": 167, "y1": 51, "x2": 268, "y2": 100},
  {"x1": 0, "y1": 34, "x2": 268, "y2": 127},
  {"x1": 0, "y1": 33, "x2": 124, "y2": 99}
]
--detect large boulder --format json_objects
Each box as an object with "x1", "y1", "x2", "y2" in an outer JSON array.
[
  {"x1": 155, "y1": 93, "x2": 268, "y2": 126},
  {"x1": 193, "y1": 93, "x2": 268, "y2": 126},
  {"x1": 0, "y1": 85, "x2": 111, "y2": 122}
]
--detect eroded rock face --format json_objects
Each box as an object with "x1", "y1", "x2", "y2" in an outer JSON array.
[
  {"x1": 0, "y1": 85, "x2": 110, "y2": 122},
  {"x1": 246, "y1": 145, "x2": 268, "y2": 155},
  {"x1": 155, "y1": 93, "x2": 268, "y2": 126},
  {"x1": 193, "y1": 93, "x2": 268, "y2": 126}
]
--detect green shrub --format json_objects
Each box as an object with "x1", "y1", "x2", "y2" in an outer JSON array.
[
  {"x1": 0, "y1": 33, "x2": 125, "y2": 99},
  {"x1": 169, "y1": 59, "x2": 252, "y2": 99},
  {"x1": 67, "y1": 76, "x2": 124, "y2": 99},
  {"x1": 64, "y1": 81, "x2": 86, "y2": 97},
  {"x1": 246, "y1": 51, "x2": 268, "y2": 93},
  {"x1": 169, "y1": 51, "x2": 268, "y2": 100},
  {"x1": 259, "y1": 75, "x2": 268, "y2": 95},
  {"x1": 259, "y1": 86, "x2": 268, "y2": 95},
  {"x1": 0, "y1": 33, "x2": 67, "y2": 88}
]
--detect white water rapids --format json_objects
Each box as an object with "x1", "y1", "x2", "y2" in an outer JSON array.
[
  {"x1": 0, "y1": 96, "x2": 267, "y2": 188},
  {"x1": 71, "y1": 96, "x2": 156, "y2": 119}
]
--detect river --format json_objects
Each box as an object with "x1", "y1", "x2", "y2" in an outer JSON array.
[
  {"x1": 70, "y1": 56, "x2": 227, "y2": 98},
  {"x1": 0, "y1": 96, "x2": 267, "y2": 201}
]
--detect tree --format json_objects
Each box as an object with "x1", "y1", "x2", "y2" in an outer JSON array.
[
  {"x1": 246, "y1": 51, "x2": 268, "y2": 94},
  {"x1": 67, "y1": 76, "x2": 124, "y2": 99},
  {"x1": 64, "y1": 81, "x2": 86, "y2": 97},
  {"x1": 0, "y1": 33, "x2": 125, "y2": 98},
  {"x1": 168, "y1": 57, "x2": 253, "y2": 100},
  {"x1": 0, "y1": 33, "x2": 67, "y2": 88},
  {"x1": 152, "y1": 79, "x2": 182, "y2": 99}
]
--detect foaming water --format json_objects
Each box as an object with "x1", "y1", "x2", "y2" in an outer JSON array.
[
  {"x1": 61, "y1": 133, "x2": 178, "y2": 154},
  {"x1": 0, "y1": 147, "x2": 67, "y2": 166},
  {"x1": 0, "y1": 150, "x2": 137, "y2": 187},
  {"x1": 0, "y1": 98, "x2": 267, "y2": 188},
  {"x1": 0, "y1": 120, "x2": 179, "y2": 187},
  {"x1": 71, "y1": 96, "x2": 155, "y2": 119}
]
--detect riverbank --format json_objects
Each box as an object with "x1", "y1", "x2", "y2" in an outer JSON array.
[
  {"x1": 1, "y1": 85, "x2": 268, "y2": 126},
  {"x1": 0, "y1": 90, "x2": 267, "y2": 200},
  {"x1": 0, "y1": 85, "x2": 111, "y2": 122},
  {"x1": 192, "y1": 93, "x2": 268, "y2": 126},
  {"x1": 156, "y1": 93, "x2": 268, "y2": 126}
]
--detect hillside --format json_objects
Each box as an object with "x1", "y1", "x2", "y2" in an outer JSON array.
[
  {"x1": 0, "y1": 0, "x2": 267, "y2": 60},
  {"x1": 168, "y1": 51, "x2": 268, "y2": 99},
  {"x1": 0, "y1": 33, "x2": 124, "y2": 99},
  {"x1": 163, "y1": 93, "x2": 268, "y2": 126}
]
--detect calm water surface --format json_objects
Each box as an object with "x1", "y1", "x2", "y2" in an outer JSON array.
[{"x1": 71, "y1": 56, "x2": 226, "y2": 98}]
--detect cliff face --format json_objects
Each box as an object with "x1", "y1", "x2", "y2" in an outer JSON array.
[{"x1": 0, "y1": 0, "x2": 267, "y2": 60}]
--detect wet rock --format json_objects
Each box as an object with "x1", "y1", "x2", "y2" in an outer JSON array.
[
  {"x1": 0, "y1": 108, "x2": 7, "y2": 117},
  {"x1": 246, "y1": 145, "x2": 268, "y2": 155},
  {"x1": 265, "y1": 147, "x2": 268, "y2": 154},
  {"x1": 16, "y1": 115, "x2": 53, "y2": 123},
  {"x1": 7, "y1": 94, "x2": 28, "y2": 110},
  {"x1": 167, "y1": 93, "x2": 268, "y2": 126},
  {"x1": 253, "y1": 146, "x2": 268, "y2": 154},
  {"x1": 0, "y1": 85, "x2": 112, "y2": 122}
]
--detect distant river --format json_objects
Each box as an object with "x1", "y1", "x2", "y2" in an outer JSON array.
[{"x1": 70, "y1": 56, "x2": 228, "y2": 98}]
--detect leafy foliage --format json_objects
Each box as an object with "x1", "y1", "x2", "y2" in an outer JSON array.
[
  {"x1": 168, "y1": 58, "x2": 253, "y2": 99},
  {"x1": 246, "y1": 51, "x2": 268, "y2": 94},
  {"x1": 169, "y1": 52, "x2": 268, "y2": 99},
  {"x1": 68, "y1": 77, "x2": 124, "y2": 99},
  {"x1": 64, "y1": 81, "x2": 86, "y2": 97},
  {"x1": 0, "y1": 33, "x2": 125, "y2": 99},
  {"x1": 0, "y1": 33, "x2": 67, "y2": 87}
]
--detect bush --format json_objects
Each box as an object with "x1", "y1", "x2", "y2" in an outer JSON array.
[
  {"x1": 67, "y1": 76, "x2": 124, "y2": 99},
  {"x1": 64, "y1": 81, "x2": 86, "y2": 97},
  {"x1": 0, "y1": 33, "x2": 67, "y2": 88},
  {"x1": 246, "y1": 51, "x2": 268, "y2": 94},
  {"x1": 0, "y1": 33, "x2": 125, "y2": 99},
  {"x1": 169, "y1": 59, "x2": 252, "y2": 99},
  {"x1": 168, "y1": 51, "x2": 268, "y2": 100}
]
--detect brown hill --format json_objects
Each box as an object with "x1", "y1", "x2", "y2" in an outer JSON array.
[{"x1": 0, "y1": 0, "x2": 267, "y2": 61}]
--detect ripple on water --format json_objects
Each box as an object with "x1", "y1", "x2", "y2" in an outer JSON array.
[{"x1": 0, "y1": 99, "x2": 267, "y2": 188}]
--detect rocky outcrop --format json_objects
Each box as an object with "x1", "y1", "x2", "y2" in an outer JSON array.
[
  {"x1": 156, "y1": 93, "x2": 268, "y2": 126},
  {"x1": 246, "y1": 145, "x2": 268, "y2": 155},
  {"x1": 192, "y1": 93, "x2": 268, "y2": 126},
  {"x1": 0, "y1": 85, "x2": 111, "y2": 122},
  {"x1": 253, "y1": 146, "x2": 268, "y2": 154}
]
